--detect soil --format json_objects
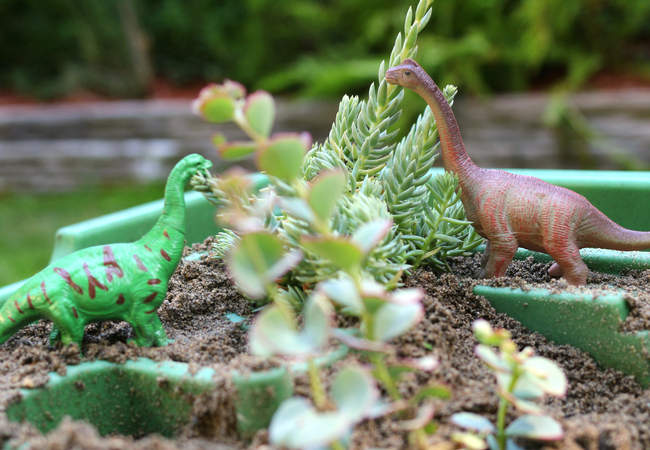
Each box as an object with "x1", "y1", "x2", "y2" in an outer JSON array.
[{"x1": 2, "y1": 240, "x2": 650, "y2": 450}]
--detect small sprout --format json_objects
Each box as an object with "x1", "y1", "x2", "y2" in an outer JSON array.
[
  {"x1": 269, "y1": 366, "x2": 378, "y2": 449},
  {"x1": 452, "y1": 320, "x2": 567, "y2": 450}
]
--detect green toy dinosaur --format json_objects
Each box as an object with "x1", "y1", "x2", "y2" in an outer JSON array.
[{"x1": 0, "y1": 154, "x2": 212, "y2": 348}]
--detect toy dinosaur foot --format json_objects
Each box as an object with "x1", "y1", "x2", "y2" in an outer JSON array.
[
  {"x1": 473, "y1": 268, "x2": 488, "y2": 279},
  {"x1": 548, "y1": 262, "x2": 563, "y2": 278}
]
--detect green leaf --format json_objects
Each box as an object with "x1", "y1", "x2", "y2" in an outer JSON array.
[
  {"x1": 505, "y1": 415, "x2": 564, "y2": 441},
  {"x1": 250, "y1": 295, "x2": 329, "y2": 357},
  {"x1": 276, "y1": 196, "x2": 317, "y2": 224},
  {"x1": 372, "y1": 302, "x2": 423, "y2": 342},
  {"x1": 411, "y1": 383, "x2": 451, "y2": 404},
  {"x1": 257, "y1": 132, "x2": 310, "y2": 182},
  {"x1": 451, "y1": 412, "x2": 496, "y2": 434},
  {"x1": 475, "y1": 345, "x2": 509, "y2": 372},
  {"x1": 301, "y1": 235, "x2": 363, "y2": 272},
  {"x1": 521, "y1": 356, "x2": 568, "y2": 397},
  {"x1": 218, "y1": 140, "x2": 258, "y2": 160},
  {"x1": 331, "y1": 366, "x2": 378, "y2": 422},
  {"x1": 309, "y1": 170, "x2": 347, "y2": 222},
  {"x1": 352, "y1": 219, "x2": 392, "y2": 254},
  {"x1": 245, "y1": 90, "x2": 275, "y2": 138},
  {"x1": 203, "y1": 95, "x2": 236, "y2": 123},
  {"x1": 452, "y1": 432, "x2": 488, "y2": 450},
  {"x1": 319, "y1": 277, "x2": 364, "y2": 316},
  {"x1": 227, "y1": 231, "x2": 284, "y2": 298},
  {"x1": 269, "y1": 397, "x2": 351, "y2": 448}
]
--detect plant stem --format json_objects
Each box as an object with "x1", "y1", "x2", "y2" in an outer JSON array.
[
  {"x1": 371, "y1": 353, "x2": 402, "y2": 402},
  {"x1": 330, "y1": 440, "x2": 346, "y2": 450},
  {"x1": 496, "y1": 365, "x2": 522, "y2": 450},
  {"x1": 308, "y1": 358, "x2": 327, "y2": 411},
  {"x1": 495, "y1": 395, "x2": 508, "y2": 450}
]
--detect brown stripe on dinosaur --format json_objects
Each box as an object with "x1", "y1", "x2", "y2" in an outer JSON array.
[
  {"x1": 27, "y1": 295, "x2": 34, "y2": 309},
  {"x1": 8, "y1": 315, "x2": 15, "y2": 323},
  {"x1": 83, "y1": 262, "x2": 108, "y2": 299},
  {"x1": 53, "y1": 267, "x2": 84, "y2": 295},
  {"x1": 144, "y1": 308, "x2": 156, "y2": 314},
  {"x1": 41, "y1": 281, "x2": 51, "y2": 304},
  {"x1": 14, "y1": 300, "x2": 23, "y2": 315},
  {"x1": 116, "y1": 294, "x2": 125, "y2": 305},
  {"x1": 72, "y1": 306, "x2": 79, "y2": 319},
  {"x1": 160, "y1": 249, "x2": 171, "y2": 262},
  {"x1": 143, "y1": 292, "x2": 157, "y2": 303},
  {"x1": 163, "y1": 230, "x2": 170, "y2": 239},
  {"x1": 144, "y1": 245, "x2": 153, "y2": 252},
  {"x1": 103, "y1": 245, "x2": 124, "y2": 282},
  {"x1": 133, "y1": 255, "x2": 148, "y2": 272},
  {"x1": 147, "y1": 279, "x2": 161, "y2": 285}
]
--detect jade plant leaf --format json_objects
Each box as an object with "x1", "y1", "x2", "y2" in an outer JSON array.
[
  {"x1": 269, "y1": 397, "x2": 351, "y2": 449},
  {"x1": 257, "y1": 132, "x2": 311, "y2": 183},
  {"x1": 309, "y1": 170, "x2": 347, "y2": 222},
  {"x1": 372, "y1": 301, "x2": 424, "y2": 342},
  {"x1": 352, "y1": 219, "x2": 392, "y2": 254},
  {"x1": 319, "y1": 277, "x2": 363, "y2": 316},
  {"x1": 218, "y1": 140, "x2": 258, "y2": 160},
  {"x1": 475, "y1": 345, "x2": 509, "y2": 373},
  {"x1": 250, "y1": 295, "x2": 330, "y2": 357},
  {"x1": 331, "y1": 366, "x2": 378, "y2": 422},
  {"x1": 203, "y1": 96, "x2": 236, "y2": 123},
  {"x1": 505, "y1": 415, "x2": 564, "y2": 440},
  {"x1": 227, "y1": 232, "x2": 302, "y2": 299},
  {"x1": 275, "y1": 196, "x2": 317, "y2": 224},
  {"x1": 521, "y1": 356, "x2": 568, "y2": 397},
  {"x1": 451, "y1": 412, "x2": 496, "y2": 434},
  {"x1": 301, "y1": 235, "x2": 364, "y2": 273},
  {"x1": 245, "y1": 90, "x2": 275, "y2": 138}
]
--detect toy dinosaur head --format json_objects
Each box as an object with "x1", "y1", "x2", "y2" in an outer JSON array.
[
  {"x1": 385, "y1": 59, "x2": 428, "y2": 91},
  {"x1": 182, "y1": 153, "x2": 213, "y2": 173}
]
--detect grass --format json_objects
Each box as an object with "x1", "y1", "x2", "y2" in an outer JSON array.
[{"x1": 0, "y1": 182, "x2": 166, "y2": 287}]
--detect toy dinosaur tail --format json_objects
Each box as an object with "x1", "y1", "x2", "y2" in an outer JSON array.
[
  {"x1": 0, "y1": 293, "x2": 42, "y2": 345},
  {"x1": 584, "y1": 214, "x2": 650, "y2": 252}
]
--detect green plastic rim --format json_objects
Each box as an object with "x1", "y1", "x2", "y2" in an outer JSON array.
[{"x1": 6, "y1": 344, "x2": 349, "y2": 440}]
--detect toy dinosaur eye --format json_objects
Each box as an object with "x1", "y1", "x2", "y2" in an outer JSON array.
[{"x1": 404, "y1": 71, "x2": 411, "y2": 76}]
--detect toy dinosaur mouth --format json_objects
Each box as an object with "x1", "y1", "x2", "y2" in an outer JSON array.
[{"x1": 384, "y1": 71, "x2": 399, "y2": 85}]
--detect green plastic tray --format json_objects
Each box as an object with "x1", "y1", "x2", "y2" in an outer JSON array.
[{"x1": 2, "y1": 168, "x2": 650, "y2": 438}]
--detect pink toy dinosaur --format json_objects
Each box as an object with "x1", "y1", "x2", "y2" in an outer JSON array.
[{"x1": 386, "y1": 59, "x2": 650, "y2": 285}]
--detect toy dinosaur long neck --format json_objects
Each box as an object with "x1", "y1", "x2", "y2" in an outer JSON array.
[
  {"x1": 413, "y1": 73, "x2": 479, "y2": 183},
  {"x1": 138, "y1": 159, "x2": 193, "y2": 275}
]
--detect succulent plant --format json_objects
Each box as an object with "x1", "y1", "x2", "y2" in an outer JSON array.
[{"x1": 451, "y1": 320, "x2": 567, "y2": 450}]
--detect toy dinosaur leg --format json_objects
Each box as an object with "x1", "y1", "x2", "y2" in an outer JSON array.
[
  {"x1": 49, "y1": 324, "x2": 61, "y2": 346},
  {"x1": 475, "y1": 241, "x2": 491, "y2": 278},
  {"x1": 546, "y1": 244, "x2": 588, "y2": 285},
  {"x1": 481, "y1": 237, "x2": 518, "y2": 279},
  {"x1": 129, "y1": 314, "x2": 170, "y2": 347},
  {"x1": 50, "y1": 300, "x2": 85, "y2": 348}
]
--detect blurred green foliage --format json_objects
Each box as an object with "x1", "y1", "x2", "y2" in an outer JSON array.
[
  {"x1": 2, "y1": 0, "x2": 649, "y2": 99},
  {"x1": 0, "y1": 182, "x2": 165, "y2": 286}
]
